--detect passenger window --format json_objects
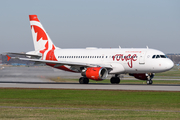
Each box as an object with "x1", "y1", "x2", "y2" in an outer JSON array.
[
  {"x1": 152, "y1": 55, "x2": 156, "y2": 58},
  {"x1": 156, "y1": 55, "x2": 160, "y2": 58}
]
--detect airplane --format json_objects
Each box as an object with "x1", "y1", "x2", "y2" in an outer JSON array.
[{"x1": 6, "y1": 15, "x2": 174, "y2": 85}]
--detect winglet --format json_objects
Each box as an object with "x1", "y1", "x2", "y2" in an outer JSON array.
[{"x1": 6, "y1": 55, "x2": 11, "y2": 61}]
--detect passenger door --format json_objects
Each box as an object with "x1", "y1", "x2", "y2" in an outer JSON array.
[{"x1": 139, "y1": 51, "x2": 146, "y2": 64}]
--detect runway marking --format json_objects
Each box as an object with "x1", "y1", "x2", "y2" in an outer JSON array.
[{"x1": 0, "y1": 106, "x2": 180, "y2": 113}]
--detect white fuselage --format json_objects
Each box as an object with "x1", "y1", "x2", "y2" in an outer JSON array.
[{"x1": 51, "y1": 48, "x2": 174, "y2": 74}]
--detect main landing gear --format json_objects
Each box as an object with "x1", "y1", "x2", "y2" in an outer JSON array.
[
  {"x1": 79, "y1": 77, "x2": 89, "y2": 84},
  {"x1": 110, "y1": 74, "x2": 120, "y2": 84}
]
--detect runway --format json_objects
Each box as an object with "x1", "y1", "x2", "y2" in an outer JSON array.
[
  {"x1": 0, "y1": 66, "x2": 180, "y2": 91},
  {"x1": 0, "y1": 81, "x2": 180, "y2": 91}
]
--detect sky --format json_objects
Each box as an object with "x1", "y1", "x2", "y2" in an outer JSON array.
[{"x1": 0, "y1": 0, "x2": 179, "y2": 54}]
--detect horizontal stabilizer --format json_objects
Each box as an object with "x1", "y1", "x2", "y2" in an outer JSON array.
[{"x1": 7, "y1": 52, "x2": 42, "y2": 59}]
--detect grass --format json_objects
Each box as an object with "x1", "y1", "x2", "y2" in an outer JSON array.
[
  {"x1": 0, "y1": 89, "x2": 180, "y2": 119},
  {"x1": 1, "y1": 108, "x2": 180, "y2": 120}
]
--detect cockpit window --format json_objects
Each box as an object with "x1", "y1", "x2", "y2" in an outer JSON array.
[
  {"x1": 152, "y1": 55, "x2": 156, "y2": 58},
  {"x1": 160, "y1": 55, "x2": 166, "y2": 58},
  {"x1": 152, "y1": 54, "x2": 167, "y2": 59},
  {"x1": 156, "y1": 55, "x2": 160, "y2": 58}
]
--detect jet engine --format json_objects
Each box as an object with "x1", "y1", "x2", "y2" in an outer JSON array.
[{"x1": 81, "y1": 67, "x2": 108, "y2": 80}]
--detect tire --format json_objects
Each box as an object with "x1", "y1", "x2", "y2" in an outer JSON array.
[
  {"x1": 79, "y1": 77, "x2": 89, "y2": 84},
  {"x1": 110, "y1": 77, "x2": 120, "y2": 84},
  {"x1": 147, "y1": 80, "x2": 153, "y2": 85},
  {"x1": 79, "y1": 77, "x2": 84, "y2": 84},
  {"x1": 84, "y1": 78, "x2": 89, "y2": 84}
]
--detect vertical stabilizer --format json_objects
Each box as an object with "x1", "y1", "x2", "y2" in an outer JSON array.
[{"x1": 29, "y1": 15, "x2": 56, "y2": 51}]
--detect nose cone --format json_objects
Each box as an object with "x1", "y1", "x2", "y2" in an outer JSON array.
[{"x1": 165, "y1": 59, "x2": 174, "y2": 71}]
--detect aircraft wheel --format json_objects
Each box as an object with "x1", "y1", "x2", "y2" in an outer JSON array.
[
  {"x1": 83, "y1": 77, "x2": 89, "y2": 84},
  {"x1": 79, "y1": 77, "x2": 89, "y2": 84},
  {"x1": 146, "y1": 80, "x2": 153, "y2": 85},
  {"x1": 79, "y1": 77, "x2": 84, "y2": 84},
  {"x1": 110, "y1": 77, "x2": 120, "y2": 84}
]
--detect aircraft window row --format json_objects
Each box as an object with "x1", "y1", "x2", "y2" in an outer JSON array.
[
  {"x1": 152, "y1": 55, "x2": 167, "y2": 59},
  {"x1": 58, "y1": 56, "x2": 107, "y2": 59}
]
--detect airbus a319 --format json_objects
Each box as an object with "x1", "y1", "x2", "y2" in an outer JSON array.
[{"x1": 7, "y1": 15, "x2": 174, "y2": 85}]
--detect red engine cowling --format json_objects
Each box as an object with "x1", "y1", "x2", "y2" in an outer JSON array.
[
  {"x1": 81, "y1": 67, "x2": 108, "y2": 80},
  {"x1": 129, "y1": 73, "x2": 148, "y2": 80}
]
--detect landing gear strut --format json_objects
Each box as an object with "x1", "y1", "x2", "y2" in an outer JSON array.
[
  {"x1": 110, "y1": 74, "x2": 120, "y2": 84},
  {"x1": 79, "y1": 77, "x2": 89, "y2": 84}
]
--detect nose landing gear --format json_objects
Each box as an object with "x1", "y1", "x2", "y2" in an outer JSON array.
[
  {"x1": 146, "y1": 73, "x2": 154, "y2": 85},
  {"x1": 146, "y1": 80, "x2": 153, "y2": 85}
]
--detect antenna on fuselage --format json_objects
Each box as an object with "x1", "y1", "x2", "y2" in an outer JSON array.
[
  {"x1": 146, "y1": 46, "x2": 149, "y2": 49},
  {"x1": 119, "y1": 46, "x2": 121, "y2": 49}
]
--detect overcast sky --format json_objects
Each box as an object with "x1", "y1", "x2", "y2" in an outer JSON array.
[{"x1": 0, "y1": 0, "x2": 179, "y2": 54}]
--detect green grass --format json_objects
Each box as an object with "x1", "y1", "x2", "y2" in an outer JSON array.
[
  {"x1": 1, "y1": 108, "x2": 180, "y2": 120},
  {"x1": 0, "y1": 89, "x2": 180, "y2": 119}
]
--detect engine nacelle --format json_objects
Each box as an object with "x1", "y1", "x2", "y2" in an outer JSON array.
[
  {"x1": 81, "y1": 67, "x2": 108, "y2": 80},
  {"x1": 129, "y1": 73, "x2": 148, "y2": 80}
]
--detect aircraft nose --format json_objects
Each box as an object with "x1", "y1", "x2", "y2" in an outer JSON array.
[{"x1": 165, "y1": 59, "x2": 174, "y2": 70}]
